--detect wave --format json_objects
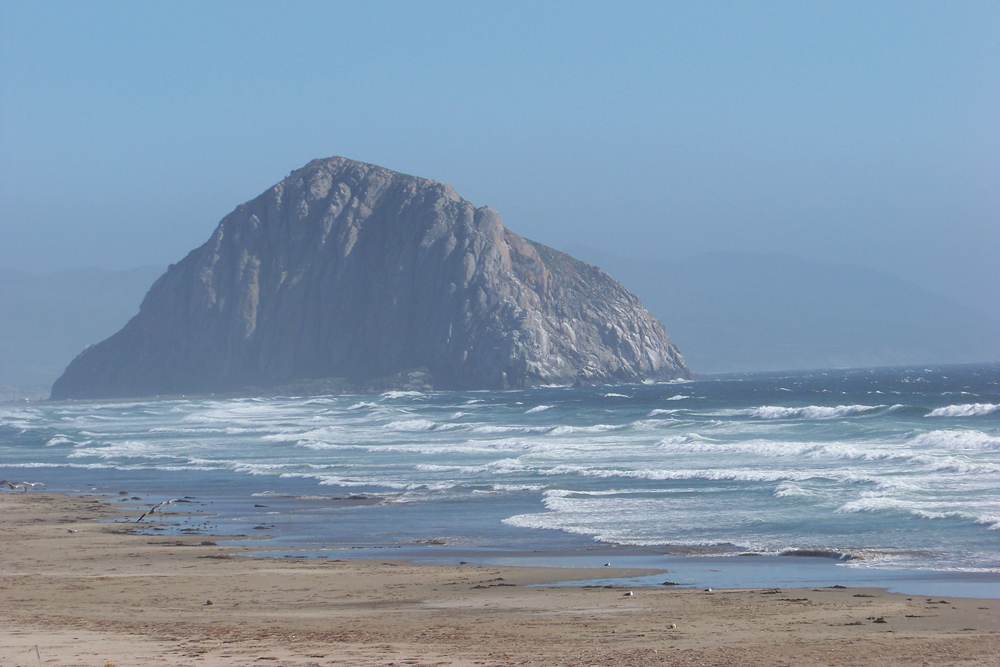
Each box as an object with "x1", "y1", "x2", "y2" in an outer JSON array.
[
  {"x1": 977, "y1": 515, "x2": 1000, "y2": 531},
  {"x1": 548, "y1": 424, "x2": 624, "y2": 435},
  {"x1": 603, "y1": 392, "x2": 631, "y2": 398},
  {"x1": 66, "y1": 440, "x2": 179, "y2": 460},
  {"x1": 380, "y1": 391, "x2": 423, "y2": 400},
  {"x1": 909, "y1": 429, "x2": 1000, "y2": 451},
  {"x1": 926, "y1": 403, "x2": 1000, "y2": 418},
  {"x1": 383, "y1": 419, "x2": 438, "y2": 432},
  {"x1": 231, "y1": 462, "x2": 295, "y2": 475},
  {"x1": 773, "y1": 482, "x2": 818, "y2": 499},
  {"x1": 835, "y1": 496, "x2": 914, "y2": 514},
  {"x1": 835, "y1": 500, "x2": 1000, "y2": 535},
  {"x1": 488, "y1": 483, "x2": 546, "y2": 493},
  {"x1": 413, "y1": 458, "x2": 527, "y2": 475},
  {"x1": 654, "y1": 436, "x2": 906, "y2": 462},
  {"x1": 657, "y1": 433, "x2": 712, "y2": 448},
  {"x1": 750, "y1": 404, "x2": 882, "y2": 420},
  {"x1": 907, "y1": 455, "x2": 1000, "y2": 475},
  {"x1": 525, "y1": 405, "x2": 552, "y2": 413},
  {"x1": 535, "y1": 464, "x2": 809, "y2": 484},
  {"x1": 666, "y1": 394, "x2": 689, "y2": 401},
  {"x1": 471, "y1": 424, "x2": 553, "y2": 435}
]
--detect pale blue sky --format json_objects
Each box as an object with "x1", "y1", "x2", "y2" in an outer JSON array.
[{"x1": 2, "y1": 1, "x2": 998, "y2": 319}]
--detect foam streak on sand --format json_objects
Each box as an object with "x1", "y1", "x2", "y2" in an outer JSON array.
[{"x1": 2, "y1": 492, "x2": 999, "y2": 667}]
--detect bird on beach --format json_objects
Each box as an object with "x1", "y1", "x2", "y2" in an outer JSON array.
[{"x1": 135, "y1": 498, "x2": 180, "y2": 522}]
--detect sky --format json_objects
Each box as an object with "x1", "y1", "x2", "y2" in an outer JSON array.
[{"x1": 2, "y1": 1, "x2": 998, "y2": 320}]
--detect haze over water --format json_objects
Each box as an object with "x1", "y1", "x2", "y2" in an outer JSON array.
[{"x1": 2, "y1": 364, "x2": 998, "y2": 588}]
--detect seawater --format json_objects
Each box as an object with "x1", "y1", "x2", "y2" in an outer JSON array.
[{"x1": 2, "y1": 363, "x2": 998, "y2": 593}]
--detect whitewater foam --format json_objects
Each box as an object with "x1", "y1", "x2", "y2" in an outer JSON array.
[
  {"x1": 927, "y1": 403, "x2": 1000, "y2": 418},
  {"x1": 750, "y1": 405, "x2": 883, "y2": 420},
  {"x1": 909, "y1": 429, "x2": 1000, "y2": 450}
]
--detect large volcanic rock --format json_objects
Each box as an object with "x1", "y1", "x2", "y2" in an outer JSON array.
[{"x1": 52, "y1": 158, "x2": 691, "y2": 399}]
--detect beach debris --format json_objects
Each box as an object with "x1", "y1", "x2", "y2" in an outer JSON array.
[
  {"x1": 661, "y1": 581, "x2": 679, "y2": 586},
  {"x1": 668, "y1": 623, "x2": 677, "y2": 629},
  {"x1": 135, "y1": 498, "x2": 180, "y2": 522},
  {"x1": 205, "y1": 599, "x2": 213, "y2": 606},
  {"x1": 872, "y1": 616, "x2": 886, "y2": 623}
]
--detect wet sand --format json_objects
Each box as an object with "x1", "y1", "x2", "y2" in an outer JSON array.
[{"x1": 1, "y1": 492, "x2": 998, "y2": 666}]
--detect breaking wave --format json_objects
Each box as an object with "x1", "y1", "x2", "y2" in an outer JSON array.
[
  {"x1": 750, "y1": 405, "x2": 883, "y2": 420},
  {"x1": 927, "y1": 403, "x2": 1000, "y2": 418},
  {"x1": 908, "y1": 429, "x2": 1000, "y2": 450}
]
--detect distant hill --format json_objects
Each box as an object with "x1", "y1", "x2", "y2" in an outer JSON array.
[
  {"x1": 0, "y1": 266, "x2": 165, "y2": 390},
  {"x1": 568, "y1": 247, "x2": 1000, "y2": 374}
]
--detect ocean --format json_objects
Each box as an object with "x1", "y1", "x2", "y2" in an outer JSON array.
[{"x1": 2, "y1": 363, "x2": 998, "y2": 596}]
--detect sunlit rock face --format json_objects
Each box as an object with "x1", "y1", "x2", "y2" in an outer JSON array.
[{"x1": 52, "y1": 157, "x2": 691, "y2": 399}]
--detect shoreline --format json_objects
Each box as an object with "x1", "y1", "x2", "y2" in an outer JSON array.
[
  {"x1": 2, "y1": 492, "x2": 999, "y2": 666},
  {"x1": 99, "y1": 488, "x2": 1000, "y2": 599}
]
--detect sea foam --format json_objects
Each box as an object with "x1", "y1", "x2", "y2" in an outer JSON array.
[
  {"x1": 750, "y1": 405, "x2": 882, "y2": 420},
  {"x1": 927, "y1": 403, "x2": 1000, "y2": 418}
]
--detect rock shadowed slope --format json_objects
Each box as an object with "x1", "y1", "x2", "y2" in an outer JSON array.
[{"x1": 52, "y1": 158, "x2": 690, "y2": 399}]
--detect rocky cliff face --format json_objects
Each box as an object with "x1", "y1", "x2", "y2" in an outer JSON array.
[{"x1": 52, "y1": 157, "x2": 691, "y2": 399}]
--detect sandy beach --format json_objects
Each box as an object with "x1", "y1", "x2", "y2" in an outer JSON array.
[{"x1": 1, "y1": 492, "x2": 998, "y2": 667}]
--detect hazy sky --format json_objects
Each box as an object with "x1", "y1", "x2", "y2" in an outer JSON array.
[{"x1": 2, "y1": 1, "x2": 998, "y2": 319}]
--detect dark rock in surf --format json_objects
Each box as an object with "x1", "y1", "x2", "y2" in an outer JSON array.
[{"x1": 51, "y1": 157, "x2": 691, "y2": 399}]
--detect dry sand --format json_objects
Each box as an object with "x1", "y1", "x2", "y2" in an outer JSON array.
[{"x1": 1, "y1": 492, "x2": 998, "y2": 666}]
